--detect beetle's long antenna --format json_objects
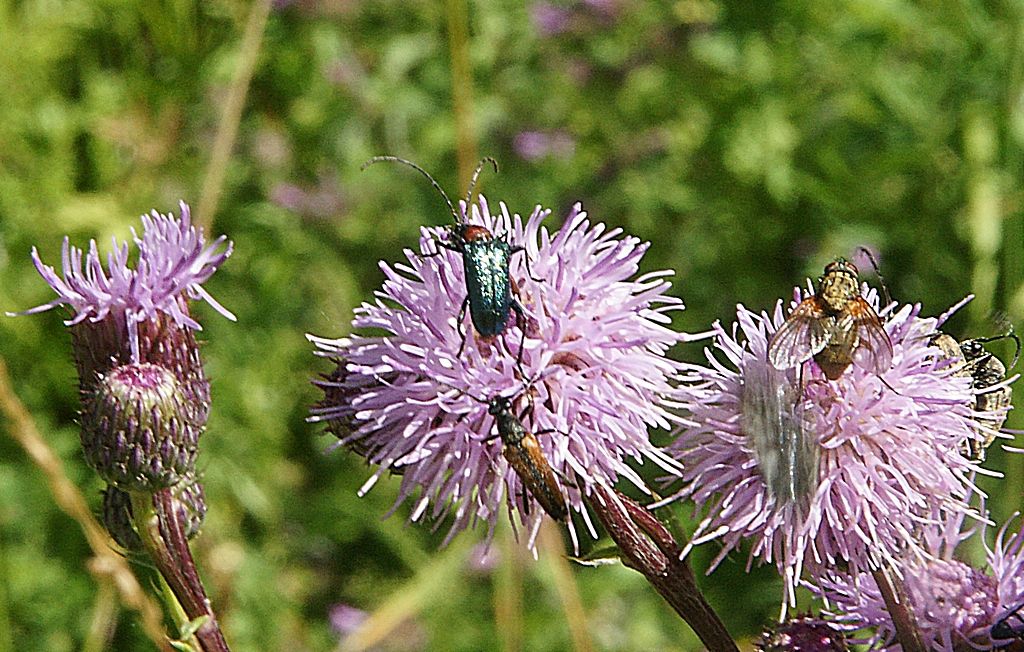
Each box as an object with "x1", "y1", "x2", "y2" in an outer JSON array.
[
  {"x1": 464, "y1": 157, "x2": 499, "y2": 218},
  {"x1": 361, "y1": 155, "x2": 459, "y2": 224},
  {"x1": 856, "y1": 246, "x2": 892, "y2": 307}
]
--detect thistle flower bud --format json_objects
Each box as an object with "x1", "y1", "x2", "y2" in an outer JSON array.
[
  {"x1": 9, "y1": 202, "x2": 233, "y2": 488},
  {"x1": 82, "y1": 362, "x2": 201, "y2": 490},
  {"x1": 757, "y1": 614, "x2": 848, "y2": 652},
  {"x1": 102, "y1": 476, "x2": 207, "y2": 551},
  {"x1": 72, "y1": 311, "x2": 212, "y2": 426}
]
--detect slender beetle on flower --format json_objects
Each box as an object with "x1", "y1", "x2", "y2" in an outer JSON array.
[
  {"x1": 361, "y1": 156, "x2": 533, "y2": 368},
  {"x1": 435, "y1": 376, "x2": 570, "y2": 522}
]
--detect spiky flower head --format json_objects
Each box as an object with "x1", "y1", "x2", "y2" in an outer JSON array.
[
  {"x1": 102, "y1": 475, "x2": 207, "y2": 551},
  {"x1": 756, "y1": 613, "x2": 848, "y2": 652},
  {"x1": 311, "y1": 197, "x2": 688, "y2": 549},
  {"x1": 667, "y1": 293, "x2": 983, "y2": 602},
  {"x1": 817, "y1": 510, "x2": 1024, "y2": 651},
  {"x1": 11, "y1": 202, "x2": 234, "y2": 488}
]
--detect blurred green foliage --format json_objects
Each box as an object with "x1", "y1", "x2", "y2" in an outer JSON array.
[{"x1": 1, "y1": 0, "x2": 1023, "y2": 650}]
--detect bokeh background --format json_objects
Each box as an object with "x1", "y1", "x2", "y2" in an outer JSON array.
[{"x1": 2, "y1": 0, "x2": 1023, "y2": 650}]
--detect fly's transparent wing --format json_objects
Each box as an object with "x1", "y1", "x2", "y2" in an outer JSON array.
[
  {"x1": 849, "y1": 298, "x2": 894, "y2": 374},
  {"x1": 768, "y1": 298, "x2": 828, "y2": 370}
]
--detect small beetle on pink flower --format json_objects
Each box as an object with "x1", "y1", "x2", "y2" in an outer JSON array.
[{"x1": 311, "y1": 197, "x2": 691, "y2": 549}]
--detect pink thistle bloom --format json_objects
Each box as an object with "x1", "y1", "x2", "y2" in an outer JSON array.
[
  {"x1": 666, "y1": 291, "x2": 984, "y2": 604},
  {"x1": 11, "y1": 201, "x2": 235, "y2": 362},
  {"x1": 817, "y1": 510, "x2": 1024, "y2": 651},
  {"x1": 9, "y1": 202, "x2": 234, "y2": 490},
  {"x1": 310, "y1": 197, "x2": 689, "y2": 549}
]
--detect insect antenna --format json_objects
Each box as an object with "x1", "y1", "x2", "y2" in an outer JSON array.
[
  {"x1": 856, "y1": 246, "x2": 892, "y2": 308},
  {"x1": 464, "y1": 157, "x2": 499, "y2": 218},
  {"x1": 974, "y1": 326, "x2": 1022, "y2": 370},
  {"x1": 361, "y1": 155, "x2": 460, "y2": 224}
]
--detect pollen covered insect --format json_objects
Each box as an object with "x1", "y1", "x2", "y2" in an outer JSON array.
[
  {"x1": 768, "y1": 258, "x2": 894, "y2": 381},
  {"x1": 362, "y1": 156, "x2": 533, "y2": 367},
  {"x1": 931, "y1": 330, "x2": 1019, "y2": 460}
]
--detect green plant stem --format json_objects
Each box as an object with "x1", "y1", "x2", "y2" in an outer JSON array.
[
  {"x1": 196, "y1": 0, "x2": 272, "y2": 231},
  {"x1": 493, "y1": 527, "x2": 523, "y2": 652},
  {"x1": 445, "y1": 0, "x2": 477, "y2": 190},
  {"x1": 540, "y1": 522, "x2": 593, "y2": 652},
  {"x1": 83, "y1": 580, "x2": 118, "y2": 652},
  {"x1": 0, "y1": 528, "x2": 13, "y2": 652}
]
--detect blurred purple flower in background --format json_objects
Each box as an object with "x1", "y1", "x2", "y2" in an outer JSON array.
[
  {"x1": 531, "y1": 2, "x2": 573, "y2": 36},
  {"x1": 329, "y1": 603, "x2": 368, "y2": 636},
  {"x1": 310, "y1": 197, "x2": 689, "y2": 550},
  {"x1": 818, "y1": 509, "x2": 1024, "y2": 651},
  {"x1": 512, "y1": 130, "x2": 576, "y2": 162},
  {"x1": 666, "y1": 293, "x2": 983, "y2": 603},
  {"x1": 270, "y1": 171, "x2": 345, "y2": 220}
]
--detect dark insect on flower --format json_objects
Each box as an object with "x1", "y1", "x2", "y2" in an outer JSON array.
[
  {"x1": 456, "y1": 385, "x2": 569, "y2": 522},
  {"x1": 362, "y1": 156, "x2": 533, "y2": 367},
  {"x1": 993, "y1": 600, "x2": 1024, "y2": 644},
  {"x1": 931, "y1": 330, "x2": 1019, "y2": 460},
  {"x1": 768, "y1": 258, "x2": 893, "y2": 380}
]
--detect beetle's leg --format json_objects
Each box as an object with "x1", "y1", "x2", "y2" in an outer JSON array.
[
  {"x1": 512, "y1": 245, "x2": 544, "y2": 284},
  {"x1": 456, "y1": 296, "x2": 471, "y2": 357},
  {"x1": 416, "y1": 236, "x2": 461, "y2": 259}
]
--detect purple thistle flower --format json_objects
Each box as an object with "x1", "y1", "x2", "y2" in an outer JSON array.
[
  {"x1": 10, "y1": 202, "x2": 234, "y2": 490},
  {"x1": 530, "y1": 2, "x2": 573, "y2": 36},
  {"x1": 12, "y1": 201, "x2": 235, "y2": 363},
  {"x1": 817, "y1": 510, "x2": 1024, "y2": 651},
  {"x1": 328, "y1": 603, "x2": 368, "y2": 636},
  {"x1": 310, "y1": 197, "x2": 688, "y2": 549},
  {"x1": 666, "y1": 292, "x2": 984, "y2": 603}
]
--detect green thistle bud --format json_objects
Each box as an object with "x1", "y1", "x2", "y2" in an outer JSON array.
[{"x1": 82, "y1": 362, "x2": 201, "y2": 491}]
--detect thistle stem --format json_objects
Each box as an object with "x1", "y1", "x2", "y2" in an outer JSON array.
[
  {"x1": 871, "y1": 565, "x2": 926, "y2": 652},
  {"x1": 588, "y1": 485, "x2": 737, "y2": 652},
  {"x1": 132, "y1": 490, "x2": 231, "y2": 652}
]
